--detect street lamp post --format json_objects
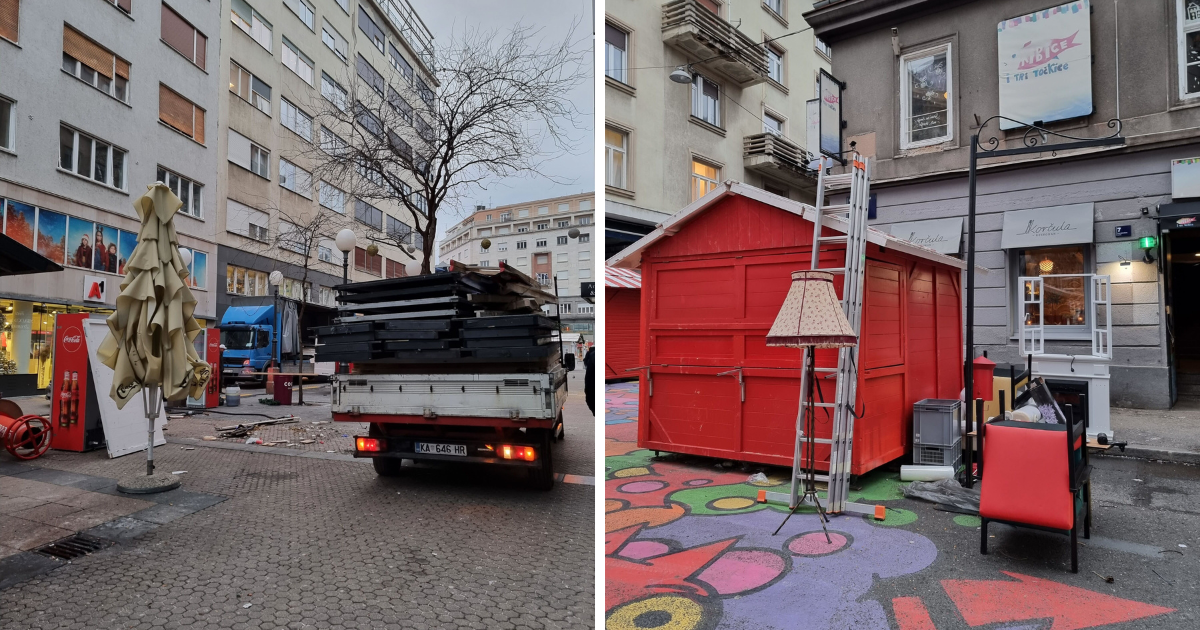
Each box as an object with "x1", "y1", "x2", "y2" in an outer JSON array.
[
  {"x1": 335, "y1": 229, "x2": 357, "y2": 285},
  {"x1": 268, "y1": 270, "x2": 283, "y2": 371}
]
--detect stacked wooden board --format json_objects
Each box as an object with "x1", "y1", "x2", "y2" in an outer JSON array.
[{"x1": 313, "y1": 263, "x2": 560, "y2": 367}]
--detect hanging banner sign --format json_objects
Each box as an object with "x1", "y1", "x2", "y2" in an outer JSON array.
[
  {"x1": 819, "y1": 70, "x2": 842, "y2": 158},
  {"x1": 1001, "y1": 203, "x2": 1095, "y2": 249},
  {"x1": 888, "y1": 217, "x2": 964, "y2": 254},
  {"x1": 997, "y1": 1, "x2": 1092, "y2": 130}
]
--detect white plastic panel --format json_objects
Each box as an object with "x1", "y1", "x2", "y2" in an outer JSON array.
[
  {"x1": 1018, "y1": 276, "x2": 1044, "y2": 356},
  {"x1": 1091, "y1": 274, "x2": 1112, "y2": 359}
]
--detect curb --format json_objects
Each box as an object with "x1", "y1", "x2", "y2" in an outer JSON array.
[{"x1": 1096, "y1": 444, "x2": 1200, "y2": 466}]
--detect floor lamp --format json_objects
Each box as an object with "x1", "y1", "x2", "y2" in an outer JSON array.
[{"x1": 765, "y1": 270, "x2": 859, "y2": 540}]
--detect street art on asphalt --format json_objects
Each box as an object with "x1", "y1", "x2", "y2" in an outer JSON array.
[{"x1": 604, "y1": 382, "x2": 1176, "y2": 630}]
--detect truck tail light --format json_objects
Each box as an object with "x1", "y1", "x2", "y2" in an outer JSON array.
[
  {"x1": 498, "y1": 444, "x2": 535, "y2": 462},
  {"x1": 355, "y1": 437, "x2": 384, "y2": 452}
]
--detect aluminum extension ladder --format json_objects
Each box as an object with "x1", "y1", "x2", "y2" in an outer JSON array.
[{"x1": 761, "y1": 153, "x2": 885, "y2": 520}]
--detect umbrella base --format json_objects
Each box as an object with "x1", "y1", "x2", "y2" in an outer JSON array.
[{"x1": 117, "y1": 473, "x2": 181, "y2": 494}]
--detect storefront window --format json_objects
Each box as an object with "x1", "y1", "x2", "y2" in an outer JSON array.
[
  {"x1": 0, "y1": 300, "x2": 113, "y2": 391},
  {"x1": 1019, "y1": 245, "x2": 1088, "y2": 327}
]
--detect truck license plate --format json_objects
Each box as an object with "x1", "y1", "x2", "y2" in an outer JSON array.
[{"x1": 416, "y1": 442, "x2": 468, "y2": 457}]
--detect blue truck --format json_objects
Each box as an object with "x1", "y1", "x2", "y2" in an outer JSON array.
[{"x1": 218, "y1": 303, "x2": 310, "y2": 383}]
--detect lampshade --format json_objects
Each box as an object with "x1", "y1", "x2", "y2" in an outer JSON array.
[{"x1": 765, "y1": 271, "x2": 858, "y2": 348}]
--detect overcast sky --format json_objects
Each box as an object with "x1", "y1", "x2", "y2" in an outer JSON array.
[{"x1": 412, "y1": 0, "x2": 595, "y2": 252}]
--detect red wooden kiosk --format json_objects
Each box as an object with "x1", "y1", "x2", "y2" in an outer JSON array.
[
  {"x1": 609, "y1": 182, "x2": 967, "y2": 476},
  {"x1": 604, "y1": 266, "x2": 641, "y2": 381}
]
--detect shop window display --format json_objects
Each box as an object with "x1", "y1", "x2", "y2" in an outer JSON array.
[{"x1": 1019, "y1": 245, "x2": 1087, "y2": 327}]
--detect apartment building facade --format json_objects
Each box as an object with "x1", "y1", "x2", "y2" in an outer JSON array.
[
  {"x1": 603, "y1": 0, "x2": 832, "y2": 259},
  {"x1": 215, "y1": 0, "x2": 436, "y2": 319},
  {"x1": 805, "y1": 0, "x2": 1200, "y2": 409},
  {"x1": 438, "y1": 193, "x2": 596, "y2": 335},
  {"x1": 0, "y1": 0, "x2": 222, "y2": 393}
]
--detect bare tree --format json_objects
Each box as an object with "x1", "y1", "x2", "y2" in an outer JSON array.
[{"x1": 300, "y1": 22, "x2": 589, "y2": 274}]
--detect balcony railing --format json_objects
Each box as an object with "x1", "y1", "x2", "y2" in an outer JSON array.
[
  {"x1": 743, "y1": 132, "x2": 818, "y2": 190},
  {"x1": 662, "y1": 0, "x2": 769, "y2": 87}
]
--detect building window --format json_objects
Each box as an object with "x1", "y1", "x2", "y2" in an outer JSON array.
[
  {"x1": 557, "y1": 252, "x2": 569, "y2": 263},
  {"x1": 321, "y1": 73, "x2": 347, "y2": 111},
  {"x1": 354, "y1": 246, "x2": 382, "y2": 275},
  {"x1": 357, "y1": 54, "x2": 385, "y2": 96},
  {"x1": 389, "y1": 43, "x2": 414, "y2": 83},
  {"x1": 59, "y1": 124, "x2": 126, "y2": 190},
  {"x1": 579, "y1": 267, "x2": 591, "y2": 278},
  {"x1": 1180, "y1": 0, "x2": 1200, "y2": 98},
  {"x1": 691, "y1": 74, "x2": 720, "y2": 127},
  {"x1": 0, "y1": 96, "x2": 13, "y2": 151},
  {"x1": 815, "y1": 36, "x2": 832, "y2": 60},
  {"x1": 231, "y1": 0, "x2": 272, "y2": 52},
  {"x1": 1017, "y1": 245, "x2": 1090, "y2": 330},
  {"x1": 763, "y1": 111, "x2": 784, "y2": 136},
  {"x1": 358, "y1": 6, "x2": 385, "y2": 53},
  {"x1": 578, "y1": 233, "x2": 590, "y2": 243},
  {"x1": 280, "y1": 99, "x2": 312, "y2": 141},
  {"x1": 230, "y1": 129, "x2": 269, "y2": 178},
  {"x1": 538, "y1": 206, "x2": 549, "y2": 215},
  {"x1": 320, "y1": 126, "x2": 347, "y2": 155},
  {"x1": 284, "y1": 0, "x2": 315, "y2": 30},
  {"x1": 157, "y1": 166, "x2": 203, "y2": 218},
  {"x1": 387, "y1": 216, "x2": 411, "y2": 242},
  {"x1": 282, "y1": 37, "x2": 314, "y2": 85},
  {"x1": 318, "y1": 243, "x2": 334, "y2": 263},
  {"x1": 0, "y1": 0, "x2": 18, "y2": 43},
  {"x1": 579, "y1": 250, "x2": 591, "y2": 260},
  {"x1": 321, "y1": 20, "x2": 348, "y2": 62},
  {"x1": 767, "y1": 45, "x2": 784, "y2": 85},
  {"x1": 161, "y1": 4, "x2": 207, "y2": 70},
  {"x1": 557, "y1": 220, "x2": 570, "y2": 228},
  {"x1": 536, "y1": 239, "x2": 547, "y2": 247},
  {"x1": 354, "y1": 101, "x2": 384, "y2": 138},
  {"x1": 900, "y1": 44, "x2": 953, "y2": 149},
  {"x1": 691, "y1": 159, "x2": 718, "y2": 201},
  {"x1": 417, "y1": 77, "x2": 435, "y2": 108},
  {"x1": 250, "y1": 144, "x2": 269, "y2": 178},
  {"x1": 765, "y1": 0, "x2": 783, "y2": 16},
  {"x1": 230, "y1": 61, "x2": 271, "y2": 115},
  {"x1": 605, "y1": 127, "x2": 628, "y2": 189},
  {"x1": 501, "y1": 212, "x2": 512, "y2": 221},
  {"x1": 227, "y1": 265, "x2": 270, "y2": 296},
  {"x1": 355, "y1": 199, "x2": 383, "y2": 230},
  {"x1": 536, "y1": 222, "x2": 548, "y2": 230},
  {"x1": 557, "y1": 236, "x2": 568, "y2": 245},
  {"x1": 517, "y1": 241, "x2": 527, "y2": 249},
  {"x1": 279, "y1": 159, "x2": 311, "y2": 198},
  {"x1": 536, "y1": 272, "x2": 550, "y2": 285},
  {"x1": 578, "y1": 216, "x2": 592, "y2": 225},
  {"x1": 333, "y1": 0, "x2": 349, "y2": 14},
  {"x1": 159, "y1": 84, "x2": 205, "y2": 144},
  {"x1": 605, "y1": 23, "x2": 628, "y2": 83},
  {"x1": 62, "y1": 26, "x2": 130, "y2": 103},
  {"x1": 319, "y1": 181, "x2": 347, "y2": 213}
]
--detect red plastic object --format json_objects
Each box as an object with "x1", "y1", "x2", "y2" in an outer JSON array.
[
  {"x1": 0, "y1": 414, "x2": 53, "y2": 460},
  {"x1": 980, "y1": 423, "x2": 1073, "y2": 530},
  {"x1": 632, "y1": 193, "x2": 964, "y2": 476},
  {"x1": 273, "y1": 374, "x2": 292, "y2": 405},
  {"x1": 973, "y1": 354, "x2": 996, "y2": 402}
]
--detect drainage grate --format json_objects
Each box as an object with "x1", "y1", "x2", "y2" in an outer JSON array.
[{"x1": 33, "y1": 534, "x2": 111, "y2": 561}]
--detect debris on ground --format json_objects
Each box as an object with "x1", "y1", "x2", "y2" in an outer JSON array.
[
  {"x1": 201, "y1": 436, "x2": 217, "y2": 441},
  {"x1": 245, "y1": 437, "x2": 263, "y2": 445},
  {"x1": 172, "y1": 471, "x2": 187, "y2": 475},
  {"x1": 747, "y1": 472, "x2": 769, "y2": 484},
  {"x1": 902, "y1": 479, "x2": 981, "y2": 514}
]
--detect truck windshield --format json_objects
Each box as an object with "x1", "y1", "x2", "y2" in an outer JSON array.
[{"x1": 222, "y1": 329, "x2": 261, "y2": 350}]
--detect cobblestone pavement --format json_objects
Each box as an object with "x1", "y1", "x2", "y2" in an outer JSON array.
[{"x1": 0, "y1": 373, "x2": 595, "y2": 629}]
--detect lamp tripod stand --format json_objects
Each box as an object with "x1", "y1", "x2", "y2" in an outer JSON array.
[{"x1": 773, "y1": 347, "x2": 832, "y2": 542}]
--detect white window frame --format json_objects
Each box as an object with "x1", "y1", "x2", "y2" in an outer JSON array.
[
  {"x1": 321, "y1": 73, "x2": 348, "y2": 111},
  {"x1": 250, "y1": 143, "x2": 270, "y2": 179},
  {"x1": 691, "y1": 158, "x2": 719, "y2": 202},
  {"x1": 1179, "y1": 0, "x2": 1200, "y2": 100},
  {"x1": 322, "y1": 20, "x2": 349, "y2": 62},
  {"x1": 0, "y1": 95, "x2": 13, "y2": 152},
  {"x1": 285, "y1": 0, "x2": 315, "y2": 30},
  {"x1": 319, "y1": 181, "x2": 347, "y2": 213},
  {"x1": 280, "y1": 99, "x2": 313, "y2": 142},
  {"x1": 691, "y1": 74, "x2": 721, "y2": 127},
  {"x1": 232, "y1": 4, "x2": 272, "y2": 52},
  {"x1": 763, "y1": 110, "x2": 784, "y2": 136},
  {"x1": 157, "y1": 166, "x2": 203, "y2": 218},
  {"x1": 1010, "y1": 245, "x2": 1094, "y2": 341},
  {"x1": 279, "y1": 159, "x2": 312, "y2": 198},
  {"x1": 230, "y1": 61, "x2": 271, "y2": 115},
  {"x1": 59, "y1": 124, "x2": 127, "y2": 190},
  {"x1": 282, "y1": 37, "x2": 314, "y2": 85},
  {"x1": 578, "y1": 233, "x2": 590, "y2": 243},
  {"x1": 766, "y1": 45, "x2": 784, "y2": 85},
  {"x1": 604, "y1": 23, "x2": 628, "y2": 84},
  {"x1": 605, "y1": 126, "x2": 628, "y2": 189},
  {"x1": 815, "y1": 36, "x2": 832, "y2": 61},
  {"x1": 899, "y1": 43, "x2": 954, "y2": 150}
]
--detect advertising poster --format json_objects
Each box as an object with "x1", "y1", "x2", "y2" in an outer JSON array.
[
  {"x1": 997, "y1": 1, "x2": 1092, "y2": 130},
  {"x1": 819, "y1": 70, "x2": 842, "y2": 158},
  {"x1": 67, "y1": 218, "x2": 96, "y2": 269},
  {"x1": 118, "y1": 229, "x2": 138, "y2": 275},
  {"x1": 50, "y1": 313, "x2": 91, "y2": 452},
  {"x1": 36, "y1": 209, "x2": 67, "y2": 264},
  {"x1": 5, "y1": 199, "x2": 36, "y2": 248},
  {"x1": 94, "y1": 224, "x2": 119, "y2": 273}
]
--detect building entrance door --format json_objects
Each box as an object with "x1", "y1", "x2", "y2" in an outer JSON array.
[{"x1": 1165, "y1": 229, "x2": 1200, "y2": 404}]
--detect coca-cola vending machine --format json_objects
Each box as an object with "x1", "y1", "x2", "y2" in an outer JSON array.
[
  {"x1": 50, "y1": 313, "x2": 105, "y2": 452},
  {"x1": 187, "y1": 328, "x2": 221, "y2": 408}
]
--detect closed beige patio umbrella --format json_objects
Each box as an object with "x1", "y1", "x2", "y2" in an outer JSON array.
[{"x1": 98, "y1": 182, "x2": 210, "y2": 493}]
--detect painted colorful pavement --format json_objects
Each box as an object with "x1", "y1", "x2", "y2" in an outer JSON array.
[{"x1": 603, "y1": 382, "x2": 1176, "y2": 630}]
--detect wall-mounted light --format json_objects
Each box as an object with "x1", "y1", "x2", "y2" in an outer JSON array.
[
  {"x1": 1139, "y1": 235, "x2": 1158, "y2": 264},
  {"x1": 891, "y1": 28, "x2": 900, "y2": 56}
]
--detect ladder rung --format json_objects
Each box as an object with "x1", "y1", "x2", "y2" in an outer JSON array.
[
  {"x1": 818, "y1": 235, "x2": 848, "y2": 243},
  {"x1": 806, "y1": 402, "x2": 836, "y2": 408},
  {"x1": 816, "y1": 267, "x2": 846, "y2": 274},
  {"x1": 823, "y1": 174, "x2": 852, "y2": 187},
  {"x1": 814, "y1": 367, "x2": 837, "y2": 373},
  {"x1": 821, "y1": 204, "x2": 850, "y2": 213}
]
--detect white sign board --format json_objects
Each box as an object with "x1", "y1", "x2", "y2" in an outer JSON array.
[
  {"x1": 82, "y1": 275, "x2": 107, "y2": 303},
  {"x1": 888, "y1": 217, "x2": 964, "y2": 254},
  {"x1": 806, "y1": 99, "x2": 820, "y2": 159},
  {"x1": 83, "y1": 319, "x2": 166, "y2": 458},
  {"x1": 1001, "y1": 203, "x2": 1095, "y2": 249},
  {"x1": 1171, "y1": 157, "x2": 1200, "y2": 200},
  {"x1": 997, "y1": 1, "x2": 1092, "y2": 130},
  {"x1": 819, "y1": 70, "x2": 841, "y2": 158}
]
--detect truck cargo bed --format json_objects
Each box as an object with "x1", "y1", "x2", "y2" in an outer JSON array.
[{"x1": 331, "y1": 368, "x2": 567, "y2": 421}]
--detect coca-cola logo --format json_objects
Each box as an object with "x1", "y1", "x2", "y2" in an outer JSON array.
[{"x1": 63, "y1": 328, "x2": 83, "y2": 353}]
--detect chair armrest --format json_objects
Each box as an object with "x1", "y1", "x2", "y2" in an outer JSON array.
[{"x1": 1071, "y1": 464, "x2": 1092, "y2": 491}]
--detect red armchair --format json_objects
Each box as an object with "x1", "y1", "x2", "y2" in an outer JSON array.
[{"x1": 979, "y1": 413, "x2": 1092, "y2": 573}]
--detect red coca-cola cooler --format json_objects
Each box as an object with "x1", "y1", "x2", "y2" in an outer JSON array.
[{"x1": 50, "y1": 313, "x2": 105, "y2": 452}]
